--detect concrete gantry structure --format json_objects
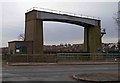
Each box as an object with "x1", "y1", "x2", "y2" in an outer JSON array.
[
  {"x1": 8, "y1": 9, "x2": 102, "y2": 54},
  {"x1": 25, "y1": 9, "x2": 102, "y2": 54}
]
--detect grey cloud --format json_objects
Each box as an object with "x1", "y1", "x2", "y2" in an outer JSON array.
[
  {"x1": 43, "y1": 22, "x2": 84, "y2": 44},
  {"x1": 1, "y1": 2, "x2": 119, "y2": 47}
]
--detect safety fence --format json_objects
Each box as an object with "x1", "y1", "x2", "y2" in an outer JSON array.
[
  {"x1": 2, "y1": 53, "x2": 120, "y2": 63},
  {"x1": 56, "y1": 53, "x2": 119, "y2": 62},
  {"x1": 5, "y1": 54, "x2": 56, "y2": 63},
  {"x1": 27, "y1": 7, "x2": 99, "y2": 20}
]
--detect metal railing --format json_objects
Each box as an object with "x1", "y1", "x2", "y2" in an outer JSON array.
[
  {"x1": 3, "y1": 53, "x2": 119, "y2": 63},
  {"x1": 27, "y1": 7, "x2": 100, "y2": 20},
  {"x1": 56, "y1": 53, "x2": 119, "y2": 62}
]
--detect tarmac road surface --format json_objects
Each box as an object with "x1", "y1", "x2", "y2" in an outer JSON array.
[{"x1": 2, "y1": 64, "x2": 118, "y2": 82}]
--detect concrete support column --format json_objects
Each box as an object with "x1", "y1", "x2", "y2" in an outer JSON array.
[
  {"x1": 84, "y1": 26, "x2": 102, "y2": 53},
  {"x1": 84, "y1": 27, "x2": 89, "y2": 52},
  {"x1": 25, "y1": 10, "x2": 43, "y2": 54},
  {"x1": 33, "y1": 20, "x2": 43, "y2": 54}
]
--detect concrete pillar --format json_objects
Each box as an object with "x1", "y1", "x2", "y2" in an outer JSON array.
[
  {"x1": 84, "y1": 27, "x2": 89, "y2": 52},
  {"x1": 25, "y1": 10, "x2": 43, "y2": 54},
  {"x1": 33, "y1": 19, "x2": 43, "y2": 54},
  {"x1": 84, "y1": 25, "x2": 102, "y2": 53}
]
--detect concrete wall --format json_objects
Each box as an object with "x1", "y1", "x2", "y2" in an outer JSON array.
[
  {"x1": 25, "y1": 10, "x2": 43, "y2": 54},
  {"x1": 8, "y1": 42, "x2": 16, "y2": 54},
  {"x1": 8, "y1": 41, "x2": 33, "y2": 54}
]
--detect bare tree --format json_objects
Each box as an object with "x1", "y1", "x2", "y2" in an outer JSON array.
[
  {"x1": 117, "y1": 2, "x2": 120, "y2": 50},
  {"x1": 115, "y1": 11, "x2": 120, "y2": 27},
  {"x1": 113, "y1": 2, "x2": 120, "y2": 30},
  {"x1": 113, "y1": 2, "x2": 120, "y2": 50},
  {"x1": 18, "y1": 33, "x2": 25, "y2": 41},
  {"x1": 113, "y1": 12, "x2": 120, "y2": 29}
]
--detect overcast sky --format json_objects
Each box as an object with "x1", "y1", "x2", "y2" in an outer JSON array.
[{"x1": 0, "y1": 0, "x2": 119, "y2": 47}]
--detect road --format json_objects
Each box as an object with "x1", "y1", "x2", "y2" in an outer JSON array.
[{"x1": 2, "y1": 64, "x2": 118, "y2": 82}]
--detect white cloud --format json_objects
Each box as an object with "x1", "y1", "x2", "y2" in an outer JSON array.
[{"x1": 43, "y1": 22, "x2": 84, "y2": 44}]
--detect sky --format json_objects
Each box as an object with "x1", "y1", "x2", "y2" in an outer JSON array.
[{"x1": 0, "y1": 0, "x2": 120, "y2": 47}]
